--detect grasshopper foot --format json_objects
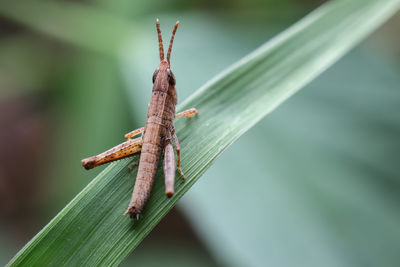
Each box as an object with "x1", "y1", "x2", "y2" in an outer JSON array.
[
  {"x1": 178, "y1": 167, "x2": 186, "y2": 180},
  {"x1": 124, "y1": 207, "x2": 141, "y2": 220}
]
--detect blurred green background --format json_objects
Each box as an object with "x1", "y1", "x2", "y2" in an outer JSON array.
[{"x1": 0, "y1": 0, "x2": 399, "y2": 266}]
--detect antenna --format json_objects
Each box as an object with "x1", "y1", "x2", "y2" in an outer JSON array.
[
  {"x1": 167, "y1": 21, "x2": 179, "y2": 64},
  {"x1": 156, "y1": 19, "x2": 164, "y2": 61}
]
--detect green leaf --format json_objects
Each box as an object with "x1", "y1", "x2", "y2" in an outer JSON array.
[{"x1": 7, "y1": 0, "x2": 400, "y2": 266}]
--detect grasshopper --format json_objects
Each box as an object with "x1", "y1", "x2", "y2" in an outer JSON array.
[{"x1": 81, "y1": 19, "x2": 197, "y2": 219}]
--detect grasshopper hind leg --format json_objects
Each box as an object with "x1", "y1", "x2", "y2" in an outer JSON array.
[
  {"x1": 81, "y1": 137, "x2": 142, "y2": 170},
  {"x1": 163, "y1": 140, "x2": 176, "y2": 197}
]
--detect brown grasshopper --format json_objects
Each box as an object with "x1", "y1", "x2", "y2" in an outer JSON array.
[{"x1": 81, "y1": 19, "x2": 197, "y2": 219}]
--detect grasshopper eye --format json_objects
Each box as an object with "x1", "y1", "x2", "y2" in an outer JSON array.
[
  {"x1": 152, "y1": 69, "x2": 159, "y2": 83},
  {"x1": 167, "y1": 69, "x2": 176, "y2": 86}
]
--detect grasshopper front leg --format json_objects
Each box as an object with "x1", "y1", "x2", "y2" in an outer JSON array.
[
  {"x1": 175, "y1": 108, "x2": 197, "y2": 119},
  {"x1": 125, "y1": 108, "x2": 195, "y2": 140},
  {"x1": 124, "y1": 127, "x2": 144, "y2": 140}
]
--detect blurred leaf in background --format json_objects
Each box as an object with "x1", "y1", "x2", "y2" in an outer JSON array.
[
  {"x1": 0, "y1": 0, "x2": 399, "y2": 266},
  {"x1": 182, "y1": 48, "x2": 400, "y2": 266}
]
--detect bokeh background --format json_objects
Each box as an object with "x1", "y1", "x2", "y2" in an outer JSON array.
[{"x1": 1, "y1": 0, "x2": 400, "y2": 266}]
